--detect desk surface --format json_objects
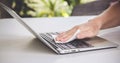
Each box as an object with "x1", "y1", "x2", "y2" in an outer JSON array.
[{"x1": 0, "y1": 16, "x2": 120, "y2": 63}]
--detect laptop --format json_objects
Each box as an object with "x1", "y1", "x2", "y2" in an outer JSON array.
[{"x1": 0, "y1": 2, "x2": 118, "y2": 54}]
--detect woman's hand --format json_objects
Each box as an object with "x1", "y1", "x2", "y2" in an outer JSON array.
[
  {"x1": 56, "y1": 19, "x2": 102, "y2": 43},
  {"x1": 55, "y1": 1, "x2": 120, "y2": 43}
]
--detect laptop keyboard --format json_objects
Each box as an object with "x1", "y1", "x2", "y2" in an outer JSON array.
[{"x1": 40, "y1": 32, "x2": 93, "y2": 50}]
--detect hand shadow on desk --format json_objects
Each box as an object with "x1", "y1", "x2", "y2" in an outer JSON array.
[{"x1": 23, "y1": 38, "x2": 55, "y2": 55}]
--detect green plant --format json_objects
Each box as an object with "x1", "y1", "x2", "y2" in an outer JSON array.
[
  {"x1": 9, "y1": 0, "x2": 95, "y2": 17},
  {"x1": 24, "y1": 0, "x2": 72, "y2": 17}
]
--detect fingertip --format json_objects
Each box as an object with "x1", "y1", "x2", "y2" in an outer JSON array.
[
  {"x1": 55, "y1": 37, "x2": 58, "y2": 41},
  {"x1": 76, "y1": 35, "x2": 80, "y2": 39},
  {"x1": 56, "y1": 36, "x2": 62, "y2": 41},
  {"x1": 76, "y1": 34, "x2": 85, "y2": 39}
]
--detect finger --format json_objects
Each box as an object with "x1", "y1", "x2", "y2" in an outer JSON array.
[
  {"x1": 56, "y1": 32, "x2": 66, "y2": 41},
  {"x1": 56, "y1": 29, "x2": 76, "y2": 42},
  {"x1": 60, "y1": 32, "x2": 75, "y2": 42},
  {"x1": 58, "y1": 31, "x2": 74, "y2": 42},
  {"x1": 60, "y1": 28, "x2": 78, "y2": 42},
  {"x1": 56, "y1": 25, "x2": 79, "y2": 42}
]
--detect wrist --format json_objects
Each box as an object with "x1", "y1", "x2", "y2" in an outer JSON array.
[{"x1": 88, "y1": 16, "x2": 104, "y2": 30}]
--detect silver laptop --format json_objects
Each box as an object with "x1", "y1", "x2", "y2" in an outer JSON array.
[{"x1": 0, "y1": 2, "x2": 118, "y2": 54}]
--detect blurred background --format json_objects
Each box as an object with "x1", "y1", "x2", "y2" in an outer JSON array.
[{"x1": 0, "y1": 0, "x2": 115, "y2": 18}]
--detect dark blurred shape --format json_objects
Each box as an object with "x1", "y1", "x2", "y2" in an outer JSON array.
[
  {"x1": 71, "y1": 0, "x2": 116, "y2": 16},
  {"x1": 0, "y1": 0, "x2": 35, "y2": 18},
  {"x1": 0, "y1": 0, "x2": 13, "y2": 18},
  {"x1": 65, "y1": 0, "x2": 81, "y2": 6},
  {"x1": 13, "y1": 0, "x2": 35, "y2": 17}
]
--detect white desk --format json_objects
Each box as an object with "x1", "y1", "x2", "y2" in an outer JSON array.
[{"x1": 0, "y1": 16, "x2": 120, "y2": 63}]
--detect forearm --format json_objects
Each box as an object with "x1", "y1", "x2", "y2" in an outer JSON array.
[{"x1": 91, "y1": 1, "x2": 120, "y2": 29}]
